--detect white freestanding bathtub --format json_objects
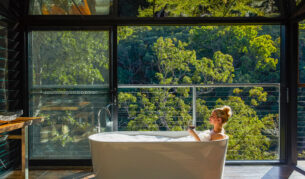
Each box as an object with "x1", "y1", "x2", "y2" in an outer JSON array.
[{"x1": 89, "y1": 131, "x2": 228, "y2": 179}]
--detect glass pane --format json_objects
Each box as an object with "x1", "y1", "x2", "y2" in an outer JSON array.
[
  {"x1": 119, "y1": 0, "x2": 280, "y2": 17},
  {"x1": 118, "y1": 26, "x2": 280, "y2": 84},
  {"x1": 298, "y1": 88, "x2": 305, "y2": 169},
  {"x1": 196, "y1": 86, "x2": 279, "y2": 160},
  {"x1": 118, "y1": 25, "x2": 280, "y2": 161},
  {"x1": 298, "y1": 20, "x2": 305, "y2": 170},
  {"x1": 29, "y1": 31, "x2": 110, "y2": 159},
  {"x1": 0, "y1": 19, "x2": 8, "y2": 112},
  {"x1": 118, "y1": 87, "x2": 193, "y2": 131},
  {"x1": 29, "y1": 0, "x2": 112, "y2": 15},
  {"x1": 118, "y1": 85, "x2": 280, "y2": 160},
  {"x1": 31, "y1": 31, "x2": 109, "y2": 86},
  {"x1": 300, "y1": 20, "x2": 305, "y2": 84},
  {"x1": 30, "y1": 93, "x2": 110, "y2": 159}
]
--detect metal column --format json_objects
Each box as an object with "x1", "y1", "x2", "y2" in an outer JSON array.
[{"x1": 192, "y1": 87, "x2": 196, "y2": 126}]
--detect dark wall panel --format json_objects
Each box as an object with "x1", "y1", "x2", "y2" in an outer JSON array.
[{"x1": 0, "y1": 0, "x2": 24, "y2": 177}]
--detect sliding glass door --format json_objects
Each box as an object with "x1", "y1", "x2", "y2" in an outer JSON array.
[
  {"x1": 28, "y1": 30, "x2": 111, "y2": 159},
  {"x1": 117, "y1": 25, "x2": 281, "y2": 161},
  {"x1": 298, "y1": 20, "x2": 305, "y2": 170}
]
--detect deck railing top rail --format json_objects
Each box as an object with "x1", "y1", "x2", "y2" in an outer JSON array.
[{"x1": 118, "y1": 83, "x2": 280, "y2": 88}]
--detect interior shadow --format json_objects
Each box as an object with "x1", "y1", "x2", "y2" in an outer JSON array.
[
  {"x1": 60, "y1": 171, "x2": 95, "y2": 179},
  {"x1": 262, "y1": 166, "x2": 294, "y2": 179}
]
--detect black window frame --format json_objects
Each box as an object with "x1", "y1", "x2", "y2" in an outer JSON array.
[
  {"x1": 21, "y1": 0, "x2": 301, "y2": 167},
  {"x1": 26, "y1": 26, "x2": 115, "y2": 165}
]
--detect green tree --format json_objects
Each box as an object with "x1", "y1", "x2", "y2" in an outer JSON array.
[
  {"x1": 120, "y1": 36, "x2": 235, "y2": 131},
  {"x1": 137, "y1": 0, "x2": 279, "y2": 17},
  {"x1": 118, "y1": 26, "x2": 280, "y2": 160},
  {"x1": 216, "y1": 96, "x2": 277, "y2": 160},
  {"x1": 33, "y1": 31, "x2": 109, "y2": 85},
  {"x1": 31, "y1": 31, "x2": 109, "y2": 152},
  {"x1": 299, "y1": 21, "x2": 305, "y2": 83},
  {"x1": 189, "y1": 26, "x2": 280, "y2": 83}
]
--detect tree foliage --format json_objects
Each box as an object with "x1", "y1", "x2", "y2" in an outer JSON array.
[
  {"x1": 32, "y1": 31, "x2": 109, "y2": 85},
  {"x1": 31, "y1": 31, "x2": 109, "y2": 156},
  {"x1": 299, "y1": 20, "x2": 305, "y2": 83},
  {"x1": 30, "y1": 1, "x2": 282, "y2": 160},
  {"x1": 137, "y1": 0, "x2": 279, "y2": 17},
  {"x1": 118, "y1": 24, "x2": 280, "y2": 160},
  {"x1": 216, "y1": 96, "x2": 276, "y2": 160}
]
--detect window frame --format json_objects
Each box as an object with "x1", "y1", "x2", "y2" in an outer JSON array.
[
  {"x1": 26, "y1": 26, "x2": 115, "y2": 163},
  {"x1": 296, "y1": 18, "x2": 305, "y2": 173},
  {"x1": 28, "y1": 0, "x2": 116, "y2": 16},
  {"x1": 24, "y1": 0, "x2": 293, "y2": 166}
]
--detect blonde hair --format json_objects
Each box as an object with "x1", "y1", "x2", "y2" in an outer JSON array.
[{"x1": 213, "y1": 105, "x2": 232, "y2": 124}]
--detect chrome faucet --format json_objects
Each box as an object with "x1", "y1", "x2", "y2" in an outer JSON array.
[{"x1": 97, "y1": 104, "x2": 112, "y2": 133}]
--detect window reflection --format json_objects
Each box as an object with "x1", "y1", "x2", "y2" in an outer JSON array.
[
  {"x1": 30, "y1": 0, "x2": 112, "y2": 15},
  {"x1": 29, "y1": 31, "x2": 110, "y2": 159},
  {"x1": 119, "y1": 0, "x2": 280, "y2": 17},
  {"x1": 117, "y1": 25, "x2": 280, "y2": 160}
]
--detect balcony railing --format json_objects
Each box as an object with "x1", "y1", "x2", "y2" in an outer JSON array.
[
  {"x1": 29, "y1": 83, "x2": 280, "y2": 160},
  {"x1": 118, "y1": 83, "x2": 280, "y2": 160},
  {"x1": 118, "y1": 83, "x2": 280, "y2": 129}
]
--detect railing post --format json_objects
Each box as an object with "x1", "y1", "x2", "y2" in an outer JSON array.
[
  {"x1": 21, "y1": 126, "x2": 29, "y2": 179},
  {"x1": 192, "y1": 86, "x2": 196, "y2": 126}
]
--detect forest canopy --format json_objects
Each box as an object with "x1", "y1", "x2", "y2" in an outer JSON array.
[
  {"x1": 117, "y1": 25, "x2": 280, "y2": 160},
  {"x1": 28, "y1": 0, "x2": 283, "y2": 160}
]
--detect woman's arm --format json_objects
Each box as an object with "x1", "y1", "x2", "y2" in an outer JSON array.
[{"x1": 188, "y1": 127, "x2": 201, "y2": 141}]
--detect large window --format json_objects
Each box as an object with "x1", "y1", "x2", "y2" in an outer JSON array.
[
  {"x1": 300, "y1": 21, "x2": 305, "y2": 84},
  {"x1": 29, "y1": 0, "x2": 112, "y2": 15},
  {"x1": 298, "y1": 88, "x2": 305, "y2": 168},
  {"x1": 118, "y1": 0, "x2": 280, "y2": 17},
  {"x1": 26, "y1": 0, "x2": 286, "y2": 163},
  {"x1": 118, "y1": 25, "x2": 280, "y2": 160},
  {"x1": 29, "y1": 0, "x2": 280, "y2": 17},
  {"x1": 298, "y1": 20, "x2": 305, "y2": 169},
  {"x1": 29, "y1": 30, "x2": 110, "y2": 159}
]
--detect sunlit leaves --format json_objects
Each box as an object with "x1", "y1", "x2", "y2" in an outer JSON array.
[
  {"x1": 32, "y1": 31, "x2": 109, "y2": 85},
  {"x1": 153, "y1": 37, "x2": 196, "y2": 84},
  {"x1": 153, "y1": 37, "x2": 234, "y2": 85},
  {"x1": 215, "y1": 96, "x2": 277, "y2": 160},
  {"x1": 212, "y1": 51, "x2": 235, "y2": 83},
  {"x1": 192, "y1": 51, "x2": 234, "y2": 84},
  {"x1": 249, "y1": 87, "x2": 267, "y2": 106},
  {"x1": 233, "y1": 88, "x2": 243, "y2": 94},
  {"x1": 120, "y1": 88, "x2": 192, "y2": 131},
  {"x1": 250, "y1": 35, "x2": 278, "y2": 70},
  {"x1": 117, "y1": 25, "x2": 280, "y2": 160},
  {"x1": 137, "y1": 0, "x2": 278, "y2": 17},
  {"x1": 189, "y1": 25, "x2": 279, "y2": 83}
]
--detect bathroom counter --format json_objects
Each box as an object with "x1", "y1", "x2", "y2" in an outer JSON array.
[
  {"x1": 0, "y1": 117, "x2": 44, "y2": 179},
  {"x1": 0, "y1": 117, "x2": 43, "y2": 133}
]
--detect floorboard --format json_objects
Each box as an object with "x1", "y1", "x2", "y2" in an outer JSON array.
[{"x1": 1, "y1": 166, "x2": 305, "y2": 179}]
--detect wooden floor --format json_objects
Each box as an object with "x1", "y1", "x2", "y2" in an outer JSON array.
[{"x1": 2, "y1": 166, "x2": 305, "y2": 179}]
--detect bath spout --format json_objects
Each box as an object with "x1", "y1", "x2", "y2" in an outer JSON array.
[{"x1": 97, "y1": 104, "x2": 112, "y2": 133}]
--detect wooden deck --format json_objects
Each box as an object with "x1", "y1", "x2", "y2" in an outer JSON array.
[{"x1": 2, "y1": 166, "x2": 305, "y2": 179}]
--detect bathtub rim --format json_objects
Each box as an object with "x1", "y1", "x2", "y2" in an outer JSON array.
[{"x1": 88, "y1": 131, "x2": 229, "y2": 143}]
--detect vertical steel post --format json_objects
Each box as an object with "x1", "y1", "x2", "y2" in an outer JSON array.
[
  {"x1": 21, "y1": 126, "x2": 29, "y2": 179},
  {"x1": 192, "y1": 86, "x2": 196, "y2": 126},
  {"x1": 111, "y1": 26, "x2": 118, "y2": 131}
]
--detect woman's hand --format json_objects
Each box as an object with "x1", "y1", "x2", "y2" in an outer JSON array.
[{"x1": 188, "y1": 127, "x2": 201, "y2": 141}]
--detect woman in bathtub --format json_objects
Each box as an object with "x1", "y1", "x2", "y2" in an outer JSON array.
[{"x1": 188, "y1": 105, "x2": 232, "y2": 141}]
